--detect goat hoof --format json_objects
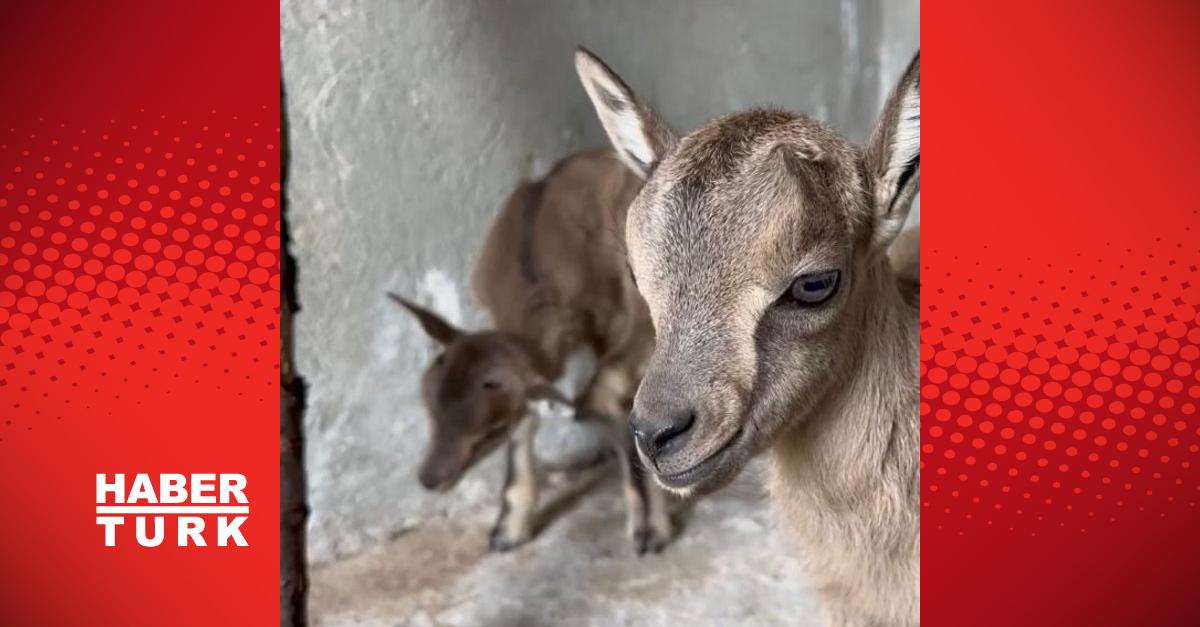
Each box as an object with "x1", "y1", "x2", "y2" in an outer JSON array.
[
  {"x1": 632, "y1": 528, "x2": 670, "y2": 556},
  {"x1": 488, "y1": 526, "x2": 530, "y2": 553}
]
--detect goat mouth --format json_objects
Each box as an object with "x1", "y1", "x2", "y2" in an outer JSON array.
[
  {"x1": 462, "y1": 425, "x2": 512, "y2": 468},
  {"x1": 656, "y1": 427, "x2": 744, "y2": 490},
  {"x1": 429, "y1": 479, "x2": 458, "y2": 493},
  {"x1": 424, "y1": 427, "x2": 512, "y2": 493}
]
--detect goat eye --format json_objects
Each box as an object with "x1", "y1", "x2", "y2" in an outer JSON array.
[
  {"x1": 786, "y1": 270, "x2": 840, "y2": 305},
  {"x1": 481, "y1": 380, "x2": 500, "y2": 390}
]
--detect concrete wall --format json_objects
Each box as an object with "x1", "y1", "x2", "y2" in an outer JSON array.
[
  {"x1": 281, "y1": 0, "x2": 919, "y2": 564},
  {"x1": 883, "y1": 0, "x2": 922, "y2": 224}
]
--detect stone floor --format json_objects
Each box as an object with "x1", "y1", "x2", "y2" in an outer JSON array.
[{"x1": 309, "y1": 461, "x2": 821, "y2": 627}]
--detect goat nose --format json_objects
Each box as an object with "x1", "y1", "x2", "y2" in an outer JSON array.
[
  {"x1": 417, "y1": 467, "x2": 443, "y2": 491},
  {"x1": 630, "y1": 411, "x2": 696, "y2": 463}
]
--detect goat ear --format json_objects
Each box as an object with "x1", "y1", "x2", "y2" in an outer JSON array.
[
  {"x1": 574, "y1": 46, "x2": 678, "y2": 178},
  {"x1": 387, "y1": 293, "x2": 462, "y2": 345},
  {"x1": 864, "y1": 51, "x2": 920, "y2": 250}
]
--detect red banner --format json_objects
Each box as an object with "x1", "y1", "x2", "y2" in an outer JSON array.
[
  {"x1": 0, "y1": 2, "x2": 280, "y2": 625},
  {"x1": 924, "y1": 1, "x2": 1200, "y2": 624}
]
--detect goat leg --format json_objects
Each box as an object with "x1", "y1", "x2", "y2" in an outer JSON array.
[{"x1": 489, "y1": 415, "x2": 540, "y2": 552}]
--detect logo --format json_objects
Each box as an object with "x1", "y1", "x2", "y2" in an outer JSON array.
[{"x1": 95, "y1": 474, "x2": 249, "y2": 547}]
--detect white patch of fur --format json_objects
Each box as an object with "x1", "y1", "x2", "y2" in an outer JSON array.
[
  {"x1": 889, "y1": 87, "x2": 920, "y2": 183},
  {"x1": 575, "y1": 52, "x2": 658, "y2": 176},
  {"x1": 872, "y1": 80, "x2": 920, "y2": 250},
  {"x1": 876, "y1": 84, "x2": 920, "y2": 213}
]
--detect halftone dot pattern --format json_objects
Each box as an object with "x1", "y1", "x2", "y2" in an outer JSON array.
[
  {"x1": 921, "y1": 230, "x2": 1200, "y2": 535},
  {"x1": 0, "y1": 110, "x2": 280, "y2": 442}
]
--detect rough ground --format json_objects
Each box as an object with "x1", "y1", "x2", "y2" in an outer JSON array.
[{"x1": 309, "y1": 461, "x2": 820, "y2": 627}]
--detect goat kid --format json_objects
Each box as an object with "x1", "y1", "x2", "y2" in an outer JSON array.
[
  {"x1": 390, "y1": 149, "x2": 673, "y2": 554},
  {"x1": 576, "y1": 48, "x2": 921, "y2": 626}
]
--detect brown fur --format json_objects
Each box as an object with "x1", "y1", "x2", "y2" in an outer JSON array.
[
  {"x1": 890, "y1": 225, "x2": 920, "y2": 307},
  {"x1": 390, "y1": 149, "x2": 673, "y2": 554},
  {"x1": 577, "y1": 48, "x2": 921, "y2": 625}
]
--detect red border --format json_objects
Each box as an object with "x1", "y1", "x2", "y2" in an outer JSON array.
[
  {"x1": 924, "y1": 1, "x2": 1200, "y2": 624},
  {"x1": 0, "y1": 2, "x2": 279, "y2": 625}
]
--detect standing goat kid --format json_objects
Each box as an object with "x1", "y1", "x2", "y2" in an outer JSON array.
[
  {"x1": 576, "y1": 49, "x2": 921, "y2": 626},
  {"x1": 389, "y1": 149, "x2": 674, "y2": 554}
]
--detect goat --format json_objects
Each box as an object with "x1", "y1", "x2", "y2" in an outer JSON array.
[
  {"x1": 389, "y1": 149, "x2": 674, "y2": 554},
  {"x1": 575, "y1": 48, "x2": 921, "y2": 625}
]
